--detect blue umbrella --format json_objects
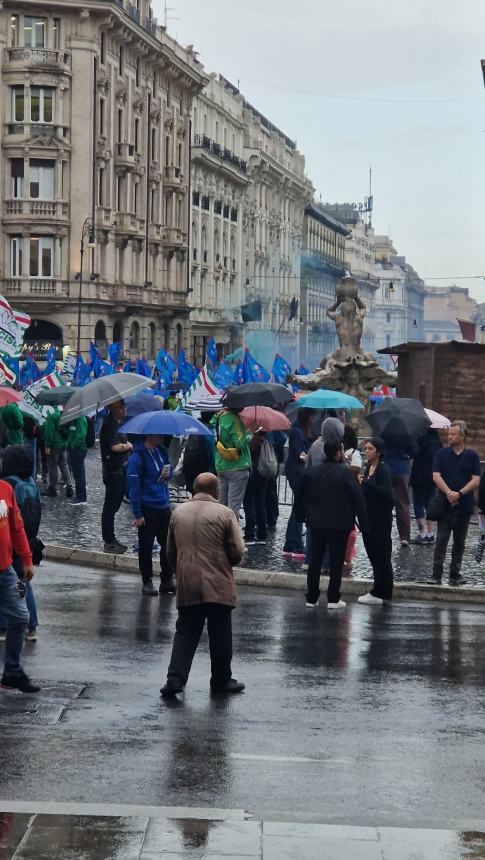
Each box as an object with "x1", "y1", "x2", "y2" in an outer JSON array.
[
  {"x1": 124, "y1": 393, "x2": 163, "y2": 418},
  {"x1": 122, "y1": 410, "x2": 212, "y2": 436},
  {"x1": 287, "y1": 389, "x2": 364, "y2": 413}
]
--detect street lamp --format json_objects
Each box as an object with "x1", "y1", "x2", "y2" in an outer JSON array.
[{"x1": 76, "y1": 217, "x2": 96, "y2": 354}]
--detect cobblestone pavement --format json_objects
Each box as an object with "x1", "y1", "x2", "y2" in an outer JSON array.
[{"x1": 39, "y1": 449, "x2": 485, "y2": 587}]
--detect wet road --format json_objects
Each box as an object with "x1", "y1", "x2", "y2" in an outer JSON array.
[
  {"x1": 40, "y1": 449, "x2": 485, "y2": 587},
  {"x1": 1, "y1": 560, "x2": 485, "y2": 835}
]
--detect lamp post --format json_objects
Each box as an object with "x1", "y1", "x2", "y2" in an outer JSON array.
[{"x1": 76, "y1": 217, "x2": 96, "y2": 354}]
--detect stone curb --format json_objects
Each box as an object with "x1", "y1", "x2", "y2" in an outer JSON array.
[{"x1": 44, "y1": 544, "x2": 485, "y2": 604}]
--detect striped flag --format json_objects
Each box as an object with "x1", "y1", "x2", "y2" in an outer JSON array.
[
  {"x1": 178, "y1": 366, "x2": 223, "y2": 411},
  {"x1": 0, "y1": 358, "x2": 17, "y2": 387},
  {"x1": 62, "y1": 353, "x2": 77, "y2": 379},
  {"x1": 0, "y1": 295, "x2": 30, "y2": 357}
]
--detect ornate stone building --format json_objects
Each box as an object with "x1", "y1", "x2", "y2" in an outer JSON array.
[
  {"x1": 190, "y1": 75, "x2": 313, "y2": 367},
  {"x1": 1, "y1": 0, "x2": 206, "y2": 357},
  {"x1": 300, "y1": 202, "x2": 349, "y2": 369}
]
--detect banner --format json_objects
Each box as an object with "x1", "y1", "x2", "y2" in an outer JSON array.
[
  {"x1": 178, "y1": 367, "x2": 223, "y2": 411},
  {"x1": 22, "y1": 371, "x2": 63, "y2": 423},
  {"x1": 0, "y1": 358, "x2": 17, "y2": 387},
  {"x1": 0, "y1": 295, "x2": 30, "y2": 357}
]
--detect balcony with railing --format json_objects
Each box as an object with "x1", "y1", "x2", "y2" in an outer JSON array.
[
  {"x1": 164, "y1": 165, "x2": 183, "y2": 189},
  {"x1": 192, "y1": 135, "x2": 247, "y2": 174},
  {"x1": 4, "y1": 48, "x2": 70, "y2": 70},
  {"x1": 4, "y1": 278, "x2": 66, "y2": 297},
  {"x1": 115, "y1": 142, "x2": 141, "y2": 171},
  {"x1": 164, "y1": 227, "x2": 186, "y2": 247},
  {"x1": 107, "y1": 0, "x2": 158, "y2": 39},
  {"x1": 114, "y1": 211, "x2": 146, "y2": 234},
  {"x1": 5, "y1": 199, "x2": 69, "y2": 221},
  {"x1": 5, "y1": 123, "x2": 69, "y2": 140}
]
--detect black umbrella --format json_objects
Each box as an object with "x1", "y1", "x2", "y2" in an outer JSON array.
[
  {"x1": 365, "y1": 397, "x2": 431, "y2": 448},
  {"x1": 222, "y1": 383, "x2": 294, "y2": 409},
  {"x1": 35, "y1": 386, "x2": 75, "y2": 406}
]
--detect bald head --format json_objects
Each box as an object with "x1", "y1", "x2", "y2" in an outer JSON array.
[{"x1": 193, "y1": 472, "x2": 219, "y2": 499}]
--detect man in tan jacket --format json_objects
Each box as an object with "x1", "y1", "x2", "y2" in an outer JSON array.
[{"x1": 160, "y1": 472, "x2": 246, "y2": 698}]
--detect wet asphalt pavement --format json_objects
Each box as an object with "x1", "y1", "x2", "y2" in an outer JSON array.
[
  {"x1": 40, "y1": 449, "x2": 485, "y2": 587},
  {"x1": 1, "y1": 560, "x2": 485, "y2": 836}
]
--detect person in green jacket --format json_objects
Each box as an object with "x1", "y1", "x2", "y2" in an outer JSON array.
[
  {"x1": 43, "y1": 408, "x2": 73, "y2": 498},
  {"x1": 0, "y1": 403, "x2": 24, "y2": 445},
  {"x1": 66, "y1": 416, "x2": 88, "y2": 505},
  {"x1": 211, "y1": 409, "x2": 253, "y2": 520}
]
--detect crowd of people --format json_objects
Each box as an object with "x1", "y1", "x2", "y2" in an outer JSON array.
[{"x1": 0, "y1": 393, "x2": 483, "y2": 698}]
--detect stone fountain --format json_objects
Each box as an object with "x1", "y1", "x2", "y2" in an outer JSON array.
[{"x1": 291, "y1": 275, "x2": 395, "y2": 403}]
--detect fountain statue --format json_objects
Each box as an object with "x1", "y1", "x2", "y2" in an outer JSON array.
[{"x1": 291, "y1": 275, "x2": 395, "y2": 401}]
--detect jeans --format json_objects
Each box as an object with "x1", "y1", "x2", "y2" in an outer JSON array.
[
  {"x1": 265, "y1": 477, "x2": 279, "y2": 527},
  {"x1": 218, "y1": 469, "x2": 250, "y2": 519},
  {"x1": 138, "y1": 505, "x2": 172, "y2": 584},
  {"x1": 362, "y1": 515, "x2": 394, "y2": 600},
  {"x1": 412, "y1": 485, "x2": 434, "y2": 520},
  {"x1": 306, "y1": 528, "x2": 350, "y2": 604},
  {"x1": 166, "y1": 603, "x2": 233, "y2": 689},
  {"x1": 101, "y1": 471, "x2": 125, "y2": 544},
  {"x1": 284, "y1": 504, "x2": 304, "y2": 553},
  {"x1": 243, "y1": 473, "x2": 269, "y2": 541},
  {"x1": 68, "y1": 448, "x2": 87, "y2": 502},
  {"x1": 0, "y1": 567, "x2": 29, "y2": 675},
  {"x1": 432, "y1": 511, "x2": 470, "y2": 580},
  {"x1": 47, "y1": 448, "x2": 72, "y2": 491},
  {"x1": 391, "y1": 473, "x2": 411, "y2": 543}
]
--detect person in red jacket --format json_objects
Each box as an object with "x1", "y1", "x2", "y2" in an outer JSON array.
[{"x1": 0, "y1": 480, "x2": 39, "y2": 693}]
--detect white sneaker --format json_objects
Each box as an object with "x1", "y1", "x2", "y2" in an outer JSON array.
[
  {"x1": 358, "y1": 592, "x2": 384, "y2": 605},
  {"x1": 305, "y1": 601, "x2": 319, "y2": 608},
  {"x1": 327, "y1": 600, "x2": 346, "y2": 609}
]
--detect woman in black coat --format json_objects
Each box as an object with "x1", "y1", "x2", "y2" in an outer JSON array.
[
  {"x1": 359, "y1": 436, "x2": 395, "y2": 605},
  {"x1": 283, "y1": 408, "x2": 316, "y2": 557}
]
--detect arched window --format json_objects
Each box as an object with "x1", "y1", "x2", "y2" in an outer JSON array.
[
  {"x1": 163, "y1": 323, "x2": 170, "y2": 351},
  {"x1": 176, "y1": 323, "x2": 182, "y2": 355},
  {"x1": 130, "y1": 320, "x2": 140, "y2": 353},
  {"x1": 24, "y1": 319, "x2": 63, "y2": 346},
  {"x1": 148, "y1": 322, "x2": 156, "y2": 359},
  {"x1": 113, "y1": 320, "x2": 123, "y2": 345},
  {"x1": 94, "y1": 320, "x2": 106, "y2": 345}
]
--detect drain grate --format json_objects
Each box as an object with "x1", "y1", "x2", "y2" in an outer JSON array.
[{"x1": 0, "y1": 682, "x2": 87, "y2": 726}]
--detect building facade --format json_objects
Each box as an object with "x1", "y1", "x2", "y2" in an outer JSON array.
[
  {"x1": 189, "y1": 74, "x2": 249, "y2": 366},
  {"x1": 424, "y1": 286, "x2": 478, "y2": 343},
  {"x1": 300, "y1": 202, "x2": 349, "y2": 369},
  {"x1": 2, "y1": 0, "x2": 206, "y2": 357}
]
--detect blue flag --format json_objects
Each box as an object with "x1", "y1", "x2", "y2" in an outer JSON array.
[
  {"x1": 272, "y1": 353, "x2": 291, "y2": 384},
  {"x1": 136, "y1": 357, "x2": 152, "y2": 378},
  {"x1": 123, "y1": 358, "x2": 135, "y2": 373},
  {"x1": 213, "y1": 361, "x2": 236, "y2": 389},
  {"x1": 108, "y1": 342, "x2": 121, "y2": 369},
  {"x1": 21, "y1": 354, "x2": 41, "y2": 388},
  {"x1": 155, "y1": 348, "x2": 176, "y2": 380},
  {"x1": 177, "y1": 350, "x2": 197, "y2": 386},
  {"x1": 206, "y1": 337, "x2": 218, "y2": 369},
  {"x1": 44, "y1": 346, "x2": 56, "y2": 375},
  {"x1": 297, "y1": 364, "x2": 310, "y2": 375},
  {"x1": 233, "y1": 361, "x2": 244, "y2": 385},
  {"x1": 242, "y1": 349, "x2": 270, "y2": 384},
  {"x1": 98, "y1": 360, "x2": 115, "y2": 377},
  {"x1": 73, "y1": 354, "x2": 89, "y2": 387}
]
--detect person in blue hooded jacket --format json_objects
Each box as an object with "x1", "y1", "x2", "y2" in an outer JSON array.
[{"x1": 127, "y1": 435, "x2": 176, "y2": 596}]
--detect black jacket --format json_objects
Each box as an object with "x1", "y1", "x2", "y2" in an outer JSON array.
[
  {"x1": 409, "y1": 430, "x2": 441, "y2": 492},
  {"x1": 362, "y1": 461, "x2": 394, "y2": 525},
  {"x1": 294, "y1": 460, "x2": 368, "y2": 533}
]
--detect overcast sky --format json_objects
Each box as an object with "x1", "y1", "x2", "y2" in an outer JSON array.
[{"x1": 153, "y1": 0, "x2": 485, "y2": 299}]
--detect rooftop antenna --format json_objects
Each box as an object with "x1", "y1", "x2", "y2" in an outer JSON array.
[{"x1": 164, "y1": 2, "x2": 180, "y2": 29}]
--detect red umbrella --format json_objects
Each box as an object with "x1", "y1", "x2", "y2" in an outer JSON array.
[
  {"x1": 0, "y1": 388, "x2": 21, "y2": 407},
  {"x1": 240, "y1": 405, "x2": 291, "y2": 432}
]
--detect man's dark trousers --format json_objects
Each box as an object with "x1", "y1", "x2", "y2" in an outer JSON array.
[
  {"x1": 167, "y1": 603, "x2": 233, "y2": 689},
  {"x1": 306, "y1": 529, "x2": 349, "y2": 604},
  {"x1": 433, "y1": 510, "x2": 470, "y2": 580},
  {"x1": 101, "y1": 472, "x2": 125, "y2": 544},
  {"x1": 138, "y1": 505, "x2": 172, "y2": 584}
]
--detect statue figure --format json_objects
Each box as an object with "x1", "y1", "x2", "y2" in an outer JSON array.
[{"x1": 289, "y1": 274, "x2": 396, "y2": 408}]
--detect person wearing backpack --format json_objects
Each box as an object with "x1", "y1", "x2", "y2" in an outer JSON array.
[
  {"x1": 0, "y1": 445, "x2": 43, "y2": 644},
  {"x1": 210, "y1": 409, "x2": 254, "y2": 521},
  {"x1": 65, "y1": 416, "x2": 88, "y2": 506},
  {"x1": 243, "y1": 430, "x2": 277, "y2": 545},
  {"x1": 43, "y1": 407, "x2": 73, "y2": 498}
]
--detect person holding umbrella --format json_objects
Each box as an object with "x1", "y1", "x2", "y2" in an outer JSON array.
[
  {"x1": 358, "y1": 437, "x2": 395, "y2": 605},
  {"x1": 127, "y1": 433, "x2": 175, "y2": 596},
  {"x1": 100, "y1": 400, "x2": 132, "y2": 554}
]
